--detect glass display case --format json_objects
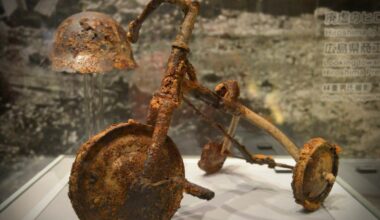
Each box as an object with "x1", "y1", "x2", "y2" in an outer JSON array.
[{"x1": 0, "y1": 0, "x2": 379, "y2": 219}]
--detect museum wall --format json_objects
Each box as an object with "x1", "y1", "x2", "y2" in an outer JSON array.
[{"x1": 0, "y1": 0, "x2": 379, "y2": 175}]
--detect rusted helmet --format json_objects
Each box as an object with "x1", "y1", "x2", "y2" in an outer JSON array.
[{"x1": 51, "y1": 11, "x2": 137, "y2": 74}]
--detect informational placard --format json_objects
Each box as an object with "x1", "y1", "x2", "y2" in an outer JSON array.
[{"x1": 321, "y1": 11, "x2": 380, "y2": 102}]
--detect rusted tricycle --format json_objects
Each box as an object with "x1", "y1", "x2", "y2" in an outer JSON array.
[{"x1": 51, "y1": 0, "x2": 340, "y2": 219}]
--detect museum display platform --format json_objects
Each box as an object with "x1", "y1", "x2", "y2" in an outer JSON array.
[{"x1": 0, "y1": 156, "x2": 378, "y2": 220}]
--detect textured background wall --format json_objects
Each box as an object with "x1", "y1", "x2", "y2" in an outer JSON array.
[{"x1": 0, "y1": 0, "x2": 379, "y2": 201}]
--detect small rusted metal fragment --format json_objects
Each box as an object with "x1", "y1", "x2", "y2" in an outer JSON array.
[
  {"x1": 198, "y1": 141, "x2": 227, "y2": 174},
  {"x1": 214, "y1": 80, "x2": 240, "y2": 101},
  {"x1": 51, "y1": 11, "x2": 137, "y2": 74},
  {"x1": 292, "y1": 138, "x2": 339, "y2": 211}
]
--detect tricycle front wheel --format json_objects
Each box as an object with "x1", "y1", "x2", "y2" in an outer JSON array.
[{"x1": 69, "y1": 120, "x2": 185, "y2": 220}]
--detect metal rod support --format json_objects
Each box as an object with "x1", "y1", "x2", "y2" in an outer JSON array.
[
  {"x1": 184, "y1": 80, "x2": 300, "y2": 161},
  {"x1": 221, "y1": 115, "x2": 240, "y2": 154},
  {"x1": 183, "y1": 97, "x2": 294, "y2": 170}
]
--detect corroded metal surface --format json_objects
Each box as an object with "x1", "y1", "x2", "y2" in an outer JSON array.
[
  {"x1": 184, "y1": 96, "x2": 295, "y2": 170},
  {"x1": 51, "y1": 11, "x2": 136, "y2": 74},
  {"x1": 69, "y1": 120, "x2": 185, "y2": 220},
  {"x1": 61, "y1": 0, "x2": 340, "y2": 217},
  {"x1": 127, "y1": 0, "x2": 201, "y2": 182},
  {"x1": 68, "y1": 1, "x2": 216, "y2": 219},
  {"x1": 184, "y1": 79, "x2": 300, "y2": 160},
  {"x1": 198, "y1": 141, "x2": 227, "y2": 174},
  {"x1": 197, "y1": 80, "x2": 240, "y2": 174},
  {"x1": 127, "y1": 0, "x2": 200, "y2": 51},
  {"x1": 292, "y1": 138, "x2": 339, "y2": 211},
  {"x1": 214, "y1": 80, "x2": 240, "y2": 101}
]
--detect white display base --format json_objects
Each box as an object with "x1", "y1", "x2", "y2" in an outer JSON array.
[{"x1": 0, "y1": 156, "x2": 377, "y2": 220}]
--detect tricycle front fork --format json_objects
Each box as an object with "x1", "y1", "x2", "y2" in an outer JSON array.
[
  {"x1": 143, "y1": 48, "x2": 189, "y2": 179},
  {"x1": 126, "y1": 0, "x2": 200, "y2": 179}
]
